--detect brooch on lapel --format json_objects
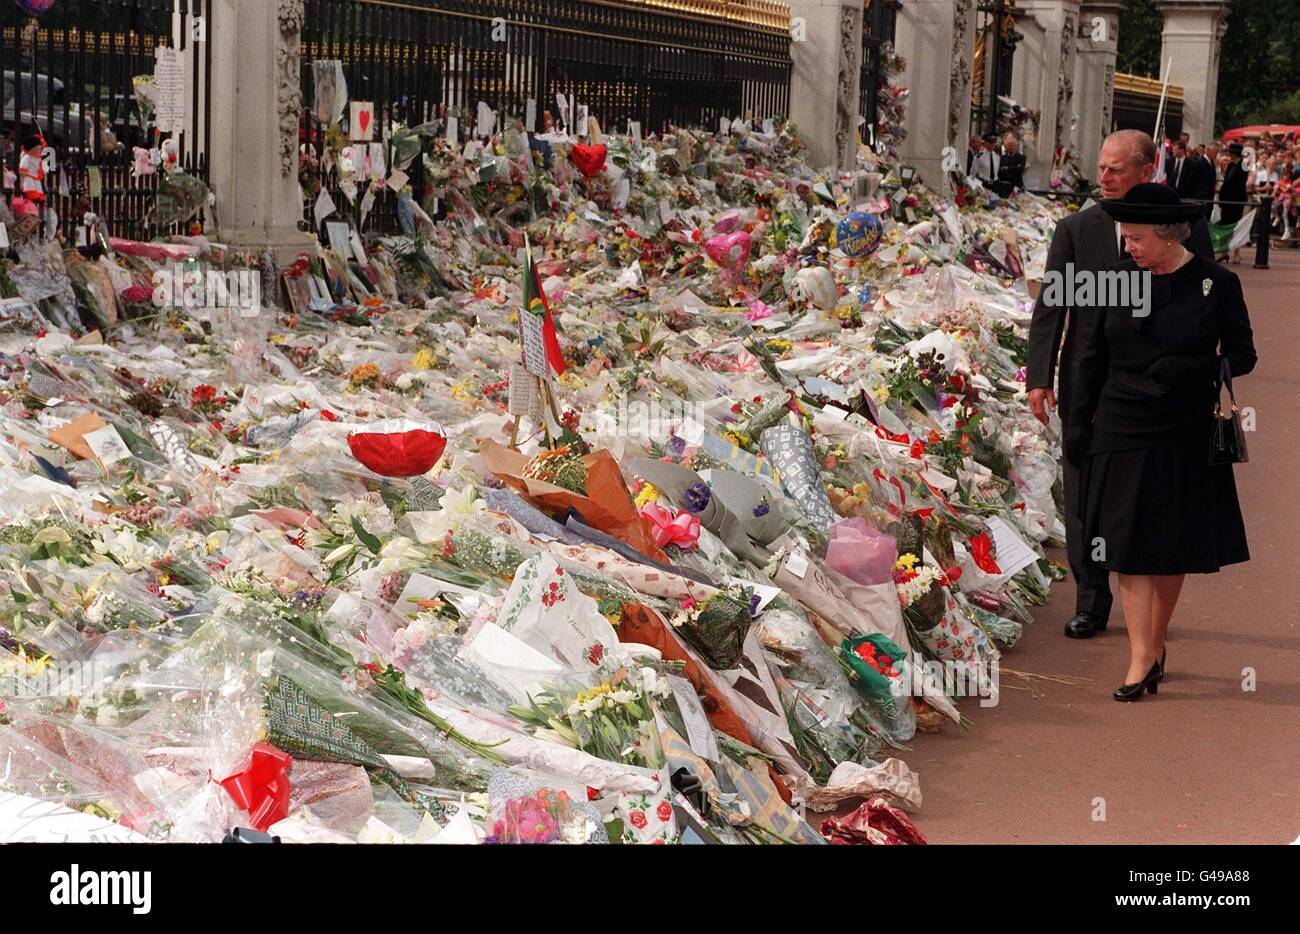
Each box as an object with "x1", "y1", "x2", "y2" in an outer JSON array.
[{"x1": 1203, "y1": 278, "x2": 1213, "y2": 297}]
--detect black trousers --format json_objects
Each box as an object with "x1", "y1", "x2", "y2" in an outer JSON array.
[{"x1": 1062, "y1": 442, "x2": 1113, "y2": 620}]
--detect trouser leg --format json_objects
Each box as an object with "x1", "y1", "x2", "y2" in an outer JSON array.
[{"x1": 1061, "y1": 446, "x2": 1113, "y2": 621}]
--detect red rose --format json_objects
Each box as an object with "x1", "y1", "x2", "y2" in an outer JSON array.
[
  {"x1": 628, "y1": 810, "x2": 648, "y2": 830},
  {"x1": 657, "y1": 801, "x2": 673, "y2": 822}
]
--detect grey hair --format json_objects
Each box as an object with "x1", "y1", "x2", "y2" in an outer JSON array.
[
  {"x1": 1104, "y1": 129, "x2": 1158, "y2": 168},
  {"x1": 1154, "y1": 222, "x2": 1191, "y2": 243}
]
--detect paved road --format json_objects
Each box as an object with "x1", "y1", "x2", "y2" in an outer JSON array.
[{"x1": 901, "y1": 250, "x2": 1300, "y2": 844}]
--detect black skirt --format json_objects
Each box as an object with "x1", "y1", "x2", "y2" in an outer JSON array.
[{"x1": 1080, "y1": 431, "x2": 1250, "y2": 575}]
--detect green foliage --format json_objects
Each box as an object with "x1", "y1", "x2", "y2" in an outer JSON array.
[{"x1": 1119, "y1": 0, "x2": 1300, "y2": 137}]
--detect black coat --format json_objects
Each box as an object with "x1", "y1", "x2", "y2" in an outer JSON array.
[
  {"x1": 997, "y1": 150, "x2": 1025, "y2": 190},
  {"x1": 1073, "y1": 256, "x2": 1257, "y2": 575},
  {"x1": 1170, "y1": 155, "x2": 1200, "y2": 198},
  {"x1": 1026, "y1": 203, "x2": 1216, "y2": 426},
  {"x1": 1192, "y1": 155, "x2": 1217, "y2": 203},
  {"x1": 1219, "y1": 161, "x2": 1249, "y2": 224},
  {"x1": 1070, "y1": 255, "x2": 1257, "y2": 453}
]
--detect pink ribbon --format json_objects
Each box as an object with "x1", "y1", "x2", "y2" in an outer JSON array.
[{"x1": 640, "y1": 502, "x2": 701, "y2": 551}]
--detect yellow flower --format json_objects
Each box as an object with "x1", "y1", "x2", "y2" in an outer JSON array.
[
  {"x1": 634, "y1": 482, "x2": 662, "y2": 509},
  {"x1": 895, "y1": 553, "x2": 919, "y2": 572},
  {"x1": 412, "y1": 348, "x2": 437, "y2": 370},
  {"x1": 870, "y1": 384, "x2": 891, "y2": 404},
  {"x1": 449, "y1": 379, "x2": 475, "y2": 403}
]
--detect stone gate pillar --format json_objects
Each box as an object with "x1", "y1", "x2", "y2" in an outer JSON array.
[
  {"x1": 1011, "y1": 1, "x2": 1082, "y2": 190},
  {"x1": 1154, "y1": 0, "x2": 1232, "y2": 145},
  {"x1": 894, "y1": 0, "x2": 977, "y2": 187},
  {"x1": 788, "y1": 0, "x2": 865, "y2": 173},
  {"x1": 208, "y1": 0, "x2": 315, "y2": 260},
  {"x1": 1074, "y1": 2, "x2": 1126, "y2": 180}
]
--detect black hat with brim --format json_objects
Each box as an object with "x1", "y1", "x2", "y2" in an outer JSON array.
[
  {"x1": 1228, "y1": 143, "x2": 1245, "y2": 156},
  {"x1": 1100, "y1": 182, "x2": 1205, "y2": 224}
]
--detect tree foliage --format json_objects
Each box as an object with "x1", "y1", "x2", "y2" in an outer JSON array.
[{"x1": 1118, "y1": 0, "x2": 1300, "y2": 135}]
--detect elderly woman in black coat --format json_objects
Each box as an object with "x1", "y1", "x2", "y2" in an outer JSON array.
[{"x1": 1067, "y1": 184, "x2": 1257, "y2": 701}]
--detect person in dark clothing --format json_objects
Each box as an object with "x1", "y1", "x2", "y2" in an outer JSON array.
[
  {"x1": 991, "y1": 133, "x2": 1026, "y2": 197},
  {"x1": 1191, "y1": 146, "x2": 1217, "y2": 207},
  {"x1": 1218, "y1": 143, "x2": 1249, "y2": 225},
  {"x1": 1168, "y1": 141, "x2": 1202, "y2": 199},
  {"x1": 1027, "y1": 130, "x2": 1215, "y2": 641},
  {"x1": 1067, "y1": 183, "x2": 1256, "y2": 700}
]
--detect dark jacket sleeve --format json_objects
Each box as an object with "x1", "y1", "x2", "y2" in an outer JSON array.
[
  {"x1": 1143, "y1": 271, "x2": 1256, "y2": 388},
  {"x1": 1186, "y1": 216, "x2": 1215, "y2": 261},
  {"x1": 1218, "y1": 271, "x2": 1257, "y2": 379},
  {"x1": 1193, "y1": 158, "x2": 1216, "y2": 202},
  {"x1": 1026, "y1": 216, "x2": 1075, "y2": 390},
  {"x1": 1063, "y1": 307, "x2": 1109, "y2": 464}
]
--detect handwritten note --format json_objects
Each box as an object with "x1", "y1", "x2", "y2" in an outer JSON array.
[
  {"x1": 153, "y1": 47, "x2": 185, "y2": 133},
  {"x1": 985, "y1": 516, "x2": 1039, "y2": 584}
]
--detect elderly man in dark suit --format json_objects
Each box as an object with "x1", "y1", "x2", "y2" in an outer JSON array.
[{"x1": 1026, "y1": 129, "x2": 1215, "y2": 639}]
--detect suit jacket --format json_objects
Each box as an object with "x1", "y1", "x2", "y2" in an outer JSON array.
[
  {"x1": 997, "y1": 150, "x2": 1026, "y2": 190},
  {"x1": 1219, "y1": 162, "x2": 1249, "y2": 224},
  {"x1": 1191, "y1": 155, "x2": 1216, "y2": 202},
  {"x1": 1170, "y1": 156, "x2": 1199, "y2": 198},
  {"x1": 1026, "y1": 203, "x2": 1215, "y2": 425}
]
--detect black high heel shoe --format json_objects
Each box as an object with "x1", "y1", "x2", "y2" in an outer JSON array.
[
  {"x1": 1157, "y1": 648, "x2": 1166, "y2": 683},
  {"x1": 1114, "y1": 661, "x2": 1162, "y2": 702}
]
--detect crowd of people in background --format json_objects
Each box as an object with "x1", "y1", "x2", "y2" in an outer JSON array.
[{"x1": 1161, "y1": 129, "x2": 1300, "y2": 261}]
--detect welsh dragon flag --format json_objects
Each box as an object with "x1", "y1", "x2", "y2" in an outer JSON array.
[{"x1": 522, "y1": 238, "x2": 566, "y2": 378}]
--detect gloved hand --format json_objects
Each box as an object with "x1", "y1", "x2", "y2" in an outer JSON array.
[{"x1": 1144, "y1": 354, "x2": 1219, "y2": 390}]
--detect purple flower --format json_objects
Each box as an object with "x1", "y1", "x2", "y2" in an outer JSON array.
[
  {"x1": 752, "y1": 502, "x2": 770, "y2": 518},
  {"x1": 683, "y1": 482, "x2": 711, "y2": 514},
  {"x1": 668, "y1": 433, "x2": 687, "y2": 456},
  {"x1": 749, "y1": 592, "x2": 762, "y2": 617}
]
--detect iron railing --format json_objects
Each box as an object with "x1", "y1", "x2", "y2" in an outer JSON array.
[
  {"x1": 970, "y1": 0, "x2": 1018, "y2": 140},
  {"x1": 0, "y1": 0, "x2": 212, "y2": 242},
  {"x1": 859, "y1": 0, "x2": 898, "y2": 148},
  {"x1": 298, "y1": 0, "x2": 793, "y2": 233}
]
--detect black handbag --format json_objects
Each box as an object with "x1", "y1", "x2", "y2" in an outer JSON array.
[{"x1": 1210, "y1": 357, "x2": 1248, "y2": 465}]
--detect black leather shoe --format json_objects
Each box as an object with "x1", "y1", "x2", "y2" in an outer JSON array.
[
  {"x1": 1157, "y1": 648, "x2": 1167, "y2": 682},
  {"x1": 1114, "y1": 662, "x2": 1162, "y2": 701},
  {"x1": 1064, "y1": 612, "x2": 1107, "y2": 639}
]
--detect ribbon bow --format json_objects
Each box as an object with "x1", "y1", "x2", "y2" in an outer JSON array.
[
  {"x1": 219, "y1": 742, "x2": 293, "y2": 832},
  {"x1": 969, "y1": 532, "x2": 1003, "y2": 575},
  {"x1": 640, "y1": 502, "x2": 701, "y2": 551}
]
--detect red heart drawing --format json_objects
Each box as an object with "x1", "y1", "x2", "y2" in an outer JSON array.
[
  {"x1": 359, "y1": 109, "x2": 371, "y2": 136},
  {"x1": 571, "y1": 143, "x2": 607, "y2": 178}
]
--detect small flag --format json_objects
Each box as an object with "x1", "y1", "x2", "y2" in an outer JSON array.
[{"x1": 524, "y1": 237, "x2": 565, "y2": 377}]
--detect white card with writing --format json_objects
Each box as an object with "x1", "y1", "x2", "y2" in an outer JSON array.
[
  {"x1": 350, "y1": 230, "x2": 369, "y2": 265},
  {"x1": 763, "y1": 118, "x2": 774, "y2": 135},
  {"x1": 508, "y1": 363, "x2": 543, "y2": 420},
  {"x1": 83, "y1": 425, "x2": 131, "y2": 466},
  {"x1": 554, "y1": 92, "x2": 569, "y2": 127},
  {"x1": 525, "y1": 98, "x2": 537, "y2": 132},
  {"x1": 576, "y1": 104, "x2": 588, "y2": 137},
  {"x1": 445, "y1": 115, "x2": 458, "y2": 144},
  {"x1": 476, "y1": 101, "x2": 496, "y2": 138},
  {"x1": 518, "y1": 308, "x2": 549, "y2": 378},
  {"x1": 325, "y1": 221, "x2": 351, "y2": 256},
  {"x1": 719, "y1": 116, "x2": 731, "y2": 135},
  {"x1": 629, "y1": 120, "x2": 642, "y2": 145},
  {"x1": 314, "y1": 187, "x2": 337, "y2": 227},
  {"x1": 985, "y1": 516, "x2": 1039, "y2": 584},
  {"x1": 0, "y1": 223, "x2": 9, "y2": 250},
  {"x1": 386, "y1": 169, "x2": 409, "y2": 192},
  {"x1": 368, "y1": 142, "x2": 386, "y2": 179},
  {"x1": 667, "y1": 674, "x2": 721, "y2": 763}
]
